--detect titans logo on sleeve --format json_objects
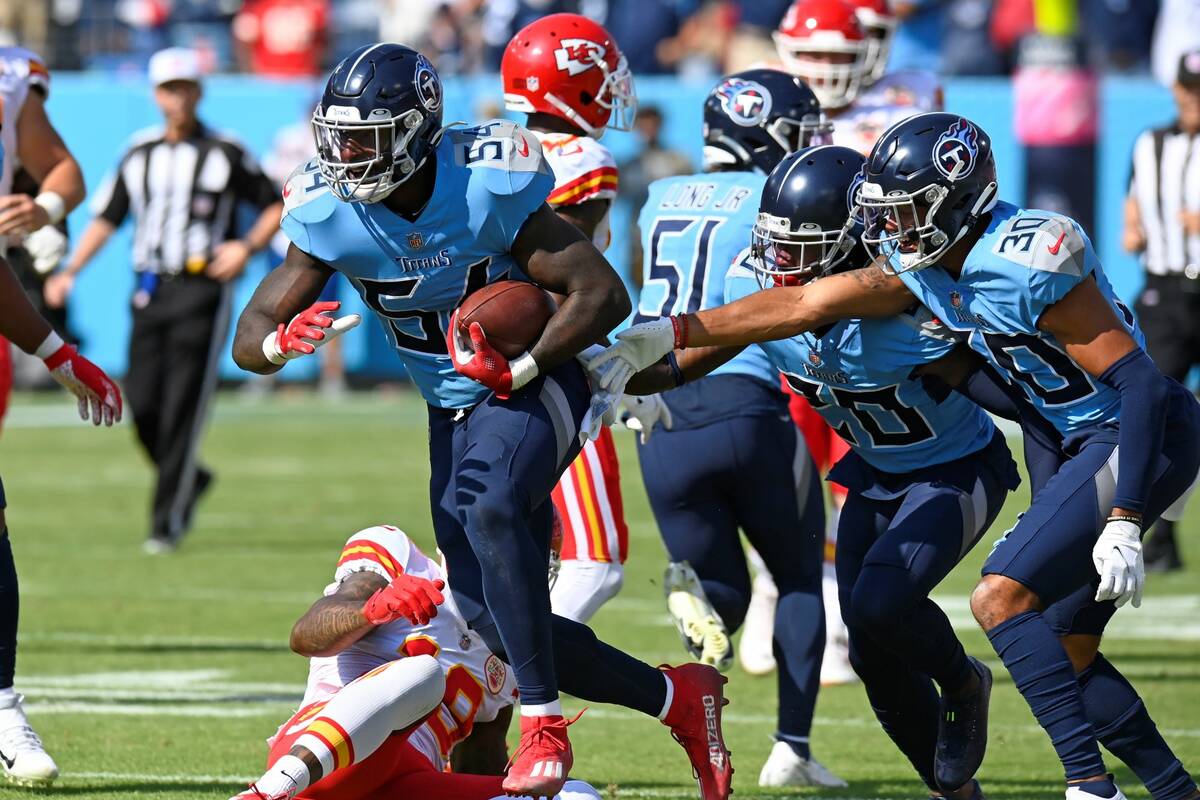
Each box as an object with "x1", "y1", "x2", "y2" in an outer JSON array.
[
  {"x1": 636, "y1": 171, "x2": 775, "y2": 384},
  {"x1": 280, "y1": 120, "x2": 554, "y2": 409},
  {"x1": 892, "y1": 201, "x2": 1145, "y2": 435},
  {"x1": 726, "y1": 256, "x2": 995, "y2": 473}
]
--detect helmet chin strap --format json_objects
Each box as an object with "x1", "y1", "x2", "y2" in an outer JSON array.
[{"x1": 543, "y1": 92, "x2": 603, "y2": 138}]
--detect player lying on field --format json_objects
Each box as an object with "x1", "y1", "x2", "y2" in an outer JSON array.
[
  {"x1": 231, "y1": 523, "x2": 604, "y2": 800},
  {"x1": 593, "y1": 113, "x2": 1200, "y2": 800}
]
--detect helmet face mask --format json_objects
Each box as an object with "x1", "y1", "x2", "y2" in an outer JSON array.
[
  {"x1": 774, "y1": 41, "x2": 869, "y2": 108},
  {"x1": 314, "y1": 44, "x2": 445, "y2": 205},
  {"x1": 859, "y1": 181, "x2": 952, "y2": 273},
  {"x1": 751, "y1": 213, "x2": 855, "y2": 287},
  {"x1": 502, "y1": 14, "x2": 635, "y2": 138}
]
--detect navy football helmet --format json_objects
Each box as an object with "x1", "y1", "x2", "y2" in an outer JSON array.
[
  {"x1": 702, "y1": 69, "x2": 832, "y2": 175},
  {"x1": 312, "y1": 44, "x2": 445, "y2": 203},
  {"x1": 751, "y1": 145, "x2": 867, "y2": 286},
  {"x1": 859, "y1": 112, "x2": 998, "y2": 272}
]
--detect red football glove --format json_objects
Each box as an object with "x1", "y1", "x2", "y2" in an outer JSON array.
[
  {"x1": 43, "y1": 343, "x2": 123, "y2": 426},
  {"x1": 361, "y1": 573, "x2": 446, "y2": 626},
  {"x1": 264, "y1": 301, "x2": 361, "y2": 365},
  {"x1": 447, "y1": 309, "x2": 517, "y2": 399}
]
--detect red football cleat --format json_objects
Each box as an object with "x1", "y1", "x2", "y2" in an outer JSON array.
[
  {"x1": 503, "y1": 714, "x2": 575, "y2": 798},
  {"x1": 228, "y1": 784, "x2": 292, "y2": 800},
  {"x1": 661, "y1": 663, "x2": 734, "y2": 800}
]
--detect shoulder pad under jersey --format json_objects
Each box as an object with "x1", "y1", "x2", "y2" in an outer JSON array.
[
  {"x1": 281, "y1": 158, "x2": 336, "y2": 224},
  {"x1": 447, "y1": 120, "x2": 553, "y2": 197}
]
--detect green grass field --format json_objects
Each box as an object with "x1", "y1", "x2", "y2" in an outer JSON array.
[{"x1": 1, "y1": 390, "x2": 1198, "y2": 800}]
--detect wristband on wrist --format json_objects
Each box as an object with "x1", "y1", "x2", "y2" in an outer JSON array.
[
  {"x1": 35, "y1": 330, "x2": 65, "y2": 361},
  {"x1": 1106, "y1": 514, "x2": 1141, "y2": 525},
  {"x1": 665, "y1": 351, "x2": 685, "y2": 387},
  {"x1": 34, "y1": 192, "x2": 66, "y2": 226},
  {"x1": 670, "y1": 314, "x2": 690, "y2": 350},
  {"x1": 509, "y1": 352, "x2": 539, "y2": 392},
  {"x1": 262, "y1": 330, "x2": 286, "y2": 366}
]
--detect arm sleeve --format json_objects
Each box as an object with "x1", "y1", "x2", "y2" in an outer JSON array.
[
  {"x1": 1098, "y1": 348, "x2": 1170, "y2": 514},
  {"x1": 231, "y1": 144, "x2": 280, "y2": 209},
  {"x1": 94, "y1": 160, "x2": 131, "y2": 227}
]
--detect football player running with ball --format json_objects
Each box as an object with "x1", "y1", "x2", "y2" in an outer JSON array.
[
  {"x1": 594, "y1": 112, "x2": 1200, "y2": 800},
  {"x1": 231, "y1": 523, "x2": 604, "y2": 800},
  {"x1": 233, "y1": 45, "x2": 732, "y2": 800},
  {"x1": 500, "y1": 14, "x2": 640, "y2": 623}
]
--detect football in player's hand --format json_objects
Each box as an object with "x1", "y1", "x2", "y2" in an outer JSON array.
[{"x1": 455, "y1": 280, "x2": 556, "y2": 358}]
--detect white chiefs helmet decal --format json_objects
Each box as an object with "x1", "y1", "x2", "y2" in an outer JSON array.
[{"x1": 554, "y1": 38, "x2": 605, "y2": 76}]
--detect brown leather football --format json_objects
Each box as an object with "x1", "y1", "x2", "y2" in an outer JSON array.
[{"x1": 455, "y1": 280, "x2": 556, "y2": 358}]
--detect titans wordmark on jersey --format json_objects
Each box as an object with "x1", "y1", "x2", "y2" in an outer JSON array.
[
  {"x1": 281, "y1": 120, "x2": 555, "y2": 409},
  {"x1": 636, "y1": 171, "x2": 775, "y2": 384},
  {"x1": 726, "y1": 253, "x2": 995, "y2": 473},
  {"x1": 893, "y1": 201, "x2": 1144, "y2": 436}
]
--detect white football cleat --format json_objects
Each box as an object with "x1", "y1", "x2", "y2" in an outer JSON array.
[
  {"x1": 663, "y1": 561, "x2": 732, "y2": 672},
  {"x1": 1064, "y1": 780, "x2": 1127, "y2": 800},
  {"x1": 758, "y1": 740, "x2": 847, "y2": 788},
  {"x1": 739, "y1": 569, "x2": 778, "y2": 676},
  {"x1": 0, "y1": 693, "x2": 58, "y2": 787}
]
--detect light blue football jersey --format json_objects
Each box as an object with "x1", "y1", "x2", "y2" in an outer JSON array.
[
  {"x1": 726, "y1": 255, "x2": 996, "y2": 473},
  {"x1": 893, "y1": 201, "x2": 1144, "y2": 435},
  {"x1": 635, "y1": 171, "x2": 775, "y2": 385},
  {"x1": 280, "y1": 120, "x2": 555, "y2": 409}
]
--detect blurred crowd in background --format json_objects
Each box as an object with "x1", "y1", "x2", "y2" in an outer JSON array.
[{"x1": 2, "y1": 0, "x2": 1198, "y2": 86}]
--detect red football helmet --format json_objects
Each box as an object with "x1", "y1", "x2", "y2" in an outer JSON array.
[
  {"x1": 501, "y1": 13, "x2": 636, "y2": 138},
  {"x1": 844, "y1": 0, "x2": 896, "y2": 81},
  {"x1": 774, "y1": 0, "x2": 871, "y2": 109}
]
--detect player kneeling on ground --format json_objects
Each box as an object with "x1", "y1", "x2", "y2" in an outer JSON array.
[{"x1": 232, "y1": 523, "x2": 603, "y2": 800}]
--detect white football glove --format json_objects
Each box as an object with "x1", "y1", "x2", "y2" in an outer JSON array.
[
  {"x1": 587, "y1": 318, "x2": 678, "y2": 394},
  {"x1": 621, "y1": 393, "x2": 673, "y2": 444},
  {"x1": 1093, "y1": 518, "x2": 1144, "y2": 608},
  {"x1": 23, "y1": 225, "x2": 68, "y2": 275}
]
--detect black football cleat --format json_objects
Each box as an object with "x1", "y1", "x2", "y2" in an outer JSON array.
[
  {"x1": 931, "y1": 778, "x2": 987, "y2": 800},
  {"x1": 935, "y1": 657, "x2": 993, "y2": 792}
]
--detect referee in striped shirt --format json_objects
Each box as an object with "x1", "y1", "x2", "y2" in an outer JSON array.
[
  {"x1": 44, "y1": 49, "x2": 282, "y2": 553},
  {"x1": 1122, "y1": 48, "x2": 1200, "y2": 572}
]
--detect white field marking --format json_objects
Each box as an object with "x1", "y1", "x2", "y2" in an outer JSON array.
[
  {"x1": 23, "y1": 701, "x2": 289, "y2": 718},
  {"x1": 66, "y1": 770, "x2": 254, "y2": 784},
  {"x1": 931, "y1": 594, "x2": 1200, "y2": 640},
  {"x1": 17, "y1": 583, "x2": 317, "y2": 605},
  {"x1": 17, "y1": 631, "x2": 286, "y2": 649}
]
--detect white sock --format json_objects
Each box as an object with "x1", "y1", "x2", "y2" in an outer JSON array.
[
  {"x1": 255, "y1": 754, "x2": 310, "y2": 795},
  {"x1": 521, "y1": 699, "x2": 563, "y2": 717},
  {"x1": 291, "y1": 655, "x2": 444, "y2": 781},
  {"x1": 0, "y1": 688, "x2": 16, "y2": 703},
  {"x1": 657, "y1": 673, "x2": 674, "y2": 721}
]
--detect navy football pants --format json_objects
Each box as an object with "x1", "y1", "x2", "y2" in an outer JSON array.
[
  {"x1": 836, "y1": 436, "x2": 1013, "y2": 791},
  {"x1": 639, "y1": 409, "x2": 826, "y2": 743},
  {"x1": 428, "y1": 362, "x2": 667, "y2": 715}
]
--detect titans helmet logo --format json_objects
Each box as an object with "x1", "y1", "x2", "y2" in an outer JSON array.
[
  {"x1": 414, "y1": 55, "x2": 442, "y2": 113},
  {"x1": 933, "y1": 118, "x2": 979, "y2": 180},
  {"x1": 716, "y1": 78, "x2": 772, "y2": 128},
  {"x1": 846, "y1": 170, "x2": 866, "y2": 224}
]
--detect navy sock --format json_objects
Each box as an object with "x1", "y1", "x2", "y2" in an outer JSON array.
[
  {"x1": 1079, "y1": 653, "x2": 1197, "y2": 800},
  {"x1": 772, "y1": 579, "x2": 824, "y2": 743},
  {"x1": 0, "y1": 529, "x2": 16, "y2": 689},
  {"x1": 551, "y1": 616, "x2": 667, "y2": 718},
  {"x1": 987, "y1": 610, "x2": 1105, "y2": 781},
  {"x1": 849, "y1": 627, "x2": 941, "y2": 792}
]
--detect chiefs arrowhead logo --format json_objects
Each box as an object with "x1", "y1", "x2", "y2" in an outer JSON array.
[
  {"x1": 484, "y1": 654, "x2": 506, "y2": 695},
  {"x1": 554, "y1": 38, "x2": 605, "y2": 76}
]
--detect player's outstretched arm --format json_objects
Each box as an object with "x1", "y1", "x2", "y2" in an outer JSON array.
[
  {"x1": 450, "y1": 705, "x2": 513, "y2": 776},
  {"x1": 232, "y1": 243, "x2": 338, "y2": 374},
  {"x1": 1039, "y1": 275, "x2": 1165, "y2": 607},
  {"x1": 511, "y1": 204, "x2": 632, "y2": 372},
  {"x1": 623, "y1": 345, "x2": 745, "y2": 395},
  {"x1": 290, "y1": 571, "x2": 388, "y2": 658}
]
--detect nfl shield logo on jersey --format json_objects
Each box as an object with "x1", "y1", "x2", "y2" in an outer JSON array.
[
  {"x1": 407, "y1": 232, "x2": 425, "y2": 249},
  {"x1": 716, "y1": 78, "x2": 772, "y2": 127},
  {"x1": 933, "y1": 118, "x2": 979, "y2": 180},
  {"x1": 950, "y1": 290, "x2": 963, "y2": 308},
  {"x1": 807, "y1": 350, "x2": 822, "y2": 367}
]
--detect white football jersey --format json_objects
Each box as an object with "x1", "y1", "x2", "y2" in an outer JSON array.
[
  {"x1": 532, "y1": 130, "x2": 618, "y2": 250},
  {"x1": 831, "y1": 70, "x2": 943, "y2": 156},
  {"x1": 0, "y1": 47, "x2": 49, "y2": 251},
  {"x1": 298, "y1": 525, "x2": 517, "y2": 771}
]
